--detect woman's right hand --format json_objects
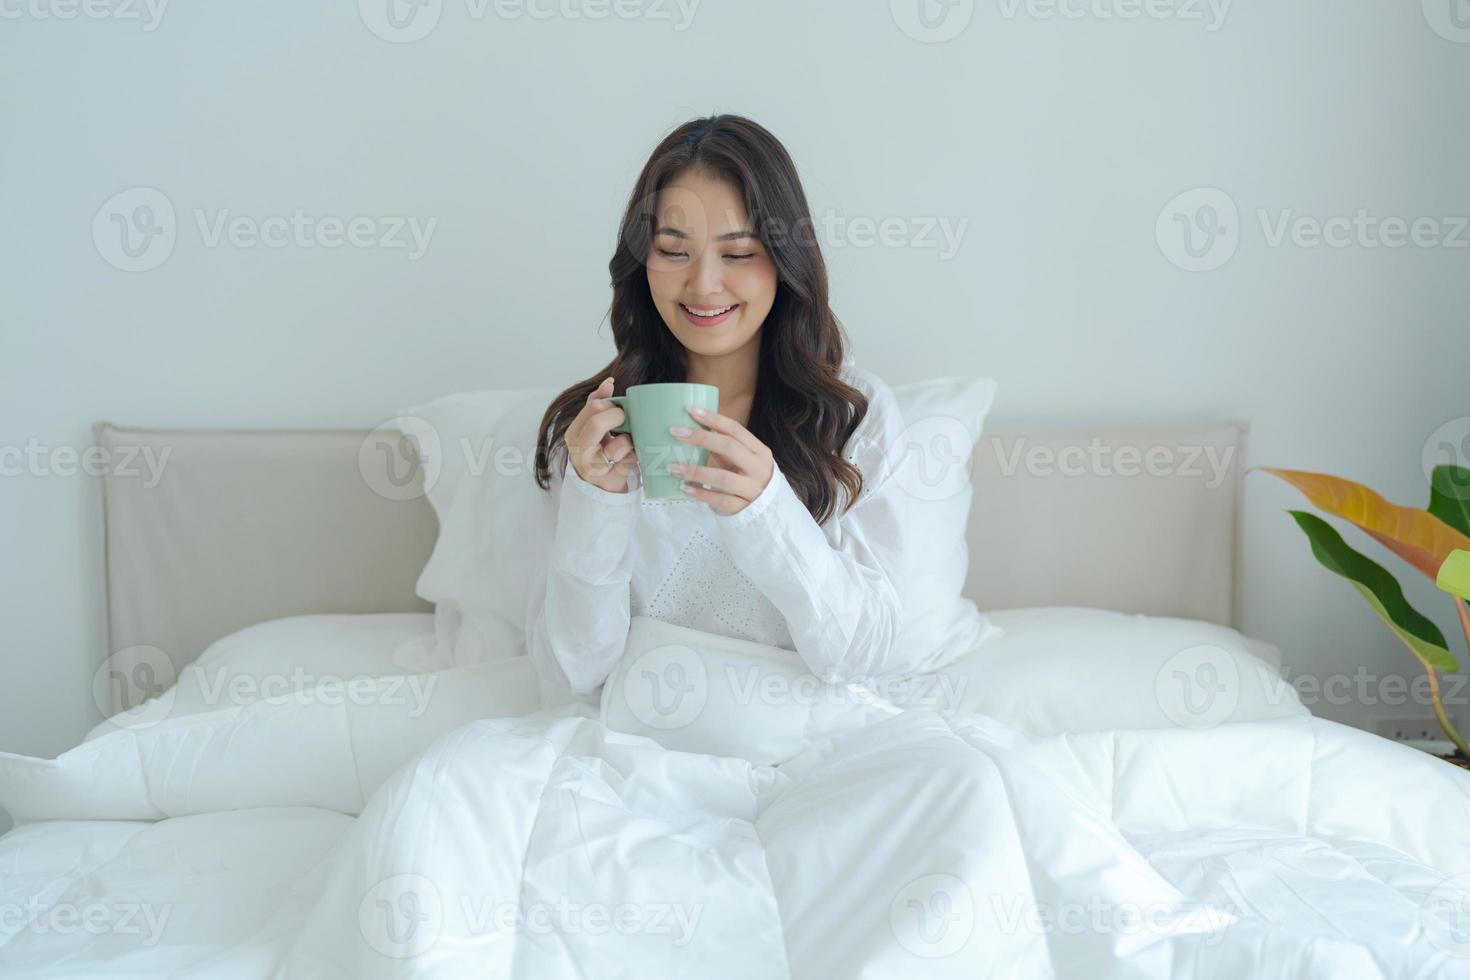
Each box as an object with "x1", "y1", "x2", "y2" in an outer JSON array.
[{"x1": 565, "y1": 377, "x2": 639, "y2": 494}]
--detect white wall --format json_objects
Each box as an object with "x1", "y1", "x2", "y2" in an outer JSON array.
[{"x1": 3, "y1": 1, "x2": 1468, "y2": 831}]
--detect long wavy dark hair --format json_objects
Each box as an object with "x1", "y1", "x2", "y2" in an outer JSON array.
[{"x1": 533, "y1": 114, "x2": 869, "y2": 525}]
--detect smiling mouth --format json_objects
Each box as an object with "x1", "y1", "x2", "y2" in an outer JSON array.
[{"x1": 679, "y1": 302, "x2": 739, "y2": 326}]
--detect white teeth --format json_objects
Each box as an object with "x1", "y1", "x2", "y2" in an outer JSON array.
[{"x1": 684, "y1": 304, "x2": 734, "y2": 317}]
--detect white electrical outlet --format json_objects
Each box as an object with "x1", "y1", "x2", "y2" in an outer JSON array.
[{"x1": 1373, "y1": 716, "x2": 1441, "y2": 742}]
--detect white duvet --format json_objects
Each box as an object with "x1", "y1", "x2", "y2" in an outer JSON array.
[{"x1": 3, "y1": 610, "x2": 1470, "y2": 979}]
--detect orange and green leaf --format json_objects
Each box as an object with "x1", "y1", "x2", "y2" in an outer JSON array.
[{"x1": 1261, "y1": 467, "x2": 1470, "y2": 580}]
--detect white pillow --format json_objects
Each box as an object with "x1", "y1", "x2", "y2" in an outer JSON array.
[
  {"x1": 938, "y1": 607, "x2": 1306, "y2": 735},
  {"x1": 5, "y1": 651, "x2": 540, "y2": 824},
  {"x1": 601, "y1": 616, "x2": 902, "y2": 765},
  {"x1": 84, "y1": 613, "x2": 445, "y2": 741},
  {"x1": 401, "y1": 374, "x2": 1002, "y2": 676},
  {"x1": 600, "y1": 609, "x2": 1303, "y2": 764},
  {"x1": 888, "y1": 376, "x2": 1000, "y2": 667},
  {"x1": 395, "y1": 388, "x2": 558, "y2": 669}
]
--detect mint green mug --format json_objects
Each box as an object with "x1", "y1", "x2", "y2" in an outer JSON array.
[{"x1": 610, "y1": 383, "x2": 720, "y2": 499}]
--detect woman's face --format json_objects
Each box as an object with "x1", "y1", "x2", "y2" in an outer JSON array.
[{"x1": 645, "y1": 168, "x2": 778, "y2": 360}]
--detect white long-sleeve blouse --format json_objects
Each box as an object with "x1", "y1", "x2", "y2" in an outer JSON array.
[{"x1": 526, "y1": 359, "x2": 926, "y2": 703}]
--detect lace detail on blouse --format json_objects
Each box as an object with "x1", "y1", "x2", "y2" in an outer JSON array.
[{"x1": 638, "y1": 527, "x2": 793, "y2": 649}]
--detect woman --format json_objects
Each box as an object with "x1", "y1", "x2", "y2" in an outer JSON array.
[{"x1": 530, "y1": 113, "x2": 921, "y2": 702}]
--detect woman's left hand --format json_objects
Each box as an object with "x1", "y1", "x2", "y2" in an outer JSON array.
[{"x1": 668, "y1": 406, "x2": 774, "y2": 516}]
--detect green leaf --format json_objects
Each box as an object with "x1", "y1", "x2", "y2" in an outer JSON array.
[
  {"x1": 1429, "y1": 465, "x2": 1470, "y2": 537},
  {"x1": 1438, "y1": 550, "x2": 1470, "y2": 603},
  {"x1": 1429, "y1": 466, "x2": 1470, "y2": 612},
  {"x1": 1288, "y1": 510, "x2": 1458, "y2": 673}
]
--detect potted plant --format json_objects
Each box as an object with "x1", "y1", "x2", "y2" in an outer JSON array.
[{"x1": 1257, "y1": 464, "x2": 1470, "y2": 769}]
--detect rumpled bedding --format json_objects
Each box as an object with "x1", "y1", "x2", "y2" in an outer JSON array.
[{"x1": 3, "y1": 624, "x2": 1470, "y2": 978}]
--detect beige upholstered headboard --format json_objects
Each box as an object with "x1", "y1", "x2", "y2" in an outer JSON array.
[{"x1": 94, "y1": 419, "x2": 1247, "y2": 714}]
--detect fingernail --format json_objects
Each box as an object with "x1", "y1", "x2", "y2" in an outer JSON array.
[
  {"x1": 667, "y1": 463, "x2": 684, "y2": 474},
  {"x1": 687, "y1": 406, "x2": 706, "y2": 417},
  {"x1": 680, "y1": 483, "x2": 696, "y2": 494},
  {"x1": 670, "y1": 425, "x2": 691, "y2": 437}
]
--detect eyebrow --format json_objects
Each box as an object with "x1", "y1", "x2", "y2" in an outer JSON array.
[{"x1": 654, "y1": 226, "x2": 757, "y2": 242}]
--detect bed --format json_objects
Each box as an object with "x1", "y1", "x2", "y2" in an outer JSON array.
[{"x1": 2, "y1": 413, "x2": 1467, "y2": 978}]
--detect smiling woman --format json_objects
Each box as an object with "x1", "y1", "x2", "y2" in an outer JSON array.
[{"x1": 525, "y1": 113, "x2": 947, "y2": 702}]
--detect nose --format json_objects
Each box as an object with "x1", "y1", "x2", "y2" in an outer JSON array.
[{"x1": 688, "y1": 243, "x2": 724, "y2": 298}]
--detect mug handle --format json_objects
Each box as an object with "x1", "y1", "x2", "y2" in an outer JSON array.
[{"x1": 608, "y1": 395, "x2": 630, "y2": 435}]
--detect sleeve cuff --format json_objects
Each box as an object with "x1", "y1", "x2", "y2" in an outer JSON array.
[
  {"x1": 563, "y1": 456, "x2": 640, "y2": 506},
  {"x1": 712, "y1": 459, "x2": 791, "y2": 530}
]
